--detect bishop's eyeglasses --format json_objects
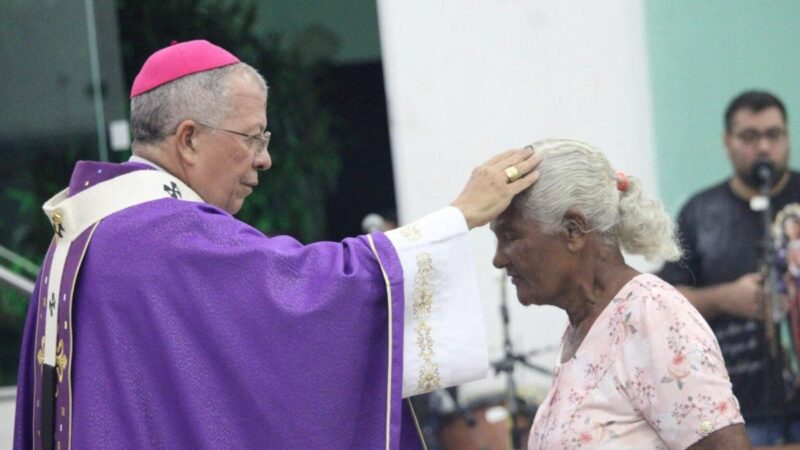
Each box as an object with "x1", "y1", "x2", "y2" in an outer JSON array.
[{"x1": 195, "y1": 121, "x2": 271, "y2": 154}]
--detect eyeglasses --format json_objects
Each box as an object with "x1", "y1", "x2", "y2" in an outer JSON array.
[
  {"x1": 734, "y1": 127, "x2": 786, "y2": 145},
  {"x1": 195, "y1": 121, "x2": 271, "y2": 154}
]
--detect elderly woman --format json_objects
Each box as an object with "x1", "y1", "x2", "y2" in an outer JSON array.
[{"x1": 492, "y1": 139, "x2": 750, "y2": 449}]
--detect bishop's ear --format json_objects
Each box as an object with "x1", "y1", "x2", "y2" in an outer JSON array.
[{"x1": 175, "y1": 120, "x2": 201, "y2": 165}]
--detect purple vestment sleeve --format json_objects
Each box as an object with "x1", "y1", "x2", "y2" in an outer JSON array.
[{"x1": 15, "y1": 162, "x2": 424, "y2": 449}]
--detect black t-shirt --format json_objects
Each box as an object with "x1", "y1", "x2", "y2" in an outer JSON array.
[{"x1": 658, "y1": 172, "x2": 800, "y2": 421}]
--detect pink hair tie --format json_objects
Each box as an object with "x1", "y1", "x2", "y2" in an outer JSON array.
[{"x1": 616, "y1": 171, "x2": 629, "y2": 192}]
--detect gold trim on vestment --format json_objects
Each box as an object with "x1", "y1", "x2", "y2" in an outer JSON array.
[
  {"x1": 54, "y1": 340, "x2": 66, "y2": 384},
  {"x1": 66, "y1": 222, "x2": 100, "y2": 450},
  {"x1": 32, "y1": 238, "x2": 56, "y2": 450},
  {"x1": 397, "y1": 224, "x2": 422, "y2": 241},
  {"x1": 37, "y1": 337, "x2": 45, "y2": 367},
  {"x1": 413, "y1": 253, "x2": 441, "y2": 394},
  {"x1": 367, "y1": 235, "x2": 394, "y2": 450}
]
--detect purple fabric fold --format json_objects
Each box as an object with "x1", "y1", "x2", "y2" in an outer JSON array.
[{"x1": 15, "y1": 161, "x2": 423, "y2": 449}]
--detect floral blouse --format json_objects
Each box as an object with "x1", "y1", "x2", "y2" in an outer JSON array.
[{"x1": 528, "y1": 274, "x2": 743, "y2": 449}]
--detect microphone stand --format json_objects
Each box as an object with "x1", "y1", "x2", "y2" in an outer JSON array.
[
  {"x1": 755, "y1": 170, "x2": 789, "y2": 443},
  {"x1": 492, "y1": 271, "x2": 553, "y2": 450},
  {"x1": 445, "y1": 386, "x2": 476, "y2": 427}
]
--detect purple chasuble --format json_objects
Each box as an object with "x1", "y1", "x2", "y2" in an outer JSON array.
[{"x1": 15, "y1": 161, "x2": 424, "y2": 449}]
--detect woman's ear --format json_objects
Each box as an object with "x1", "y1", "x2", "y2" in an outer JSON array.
[
  {"x1": 563, "y1": 210, "x2": 589, "y2": 251},
  {"x1": 564, "y1": 220, "x2": 579, "y2": 238}
]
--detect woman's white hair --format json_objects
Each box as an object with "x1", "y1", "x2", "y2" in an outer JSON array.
[
  {"x1": 130, "y1": 62, "x2": 267, "y2": 146},
  {"x1": 514, "y1": 138, "x2": 681, "y2": 262}
]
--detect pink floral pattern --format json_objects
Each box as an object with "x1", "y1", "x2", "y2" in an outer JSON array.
[{"x1": 528, "y1": 274, "x2": 743, "y2": 449}]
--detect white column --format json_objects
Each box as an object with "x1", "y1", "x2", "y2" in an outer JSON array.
[{"x1": 378, "y1": 0, "x2": 656, "y2": 400}]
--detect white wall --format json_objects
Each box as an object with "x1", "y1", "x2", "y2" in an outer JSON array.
[
  {"x1": 378, "y1": 0, "x2": 657, "y2": 402},
  {"x1": 0, "y1": 387, "x2": 15, "y2": 450}
]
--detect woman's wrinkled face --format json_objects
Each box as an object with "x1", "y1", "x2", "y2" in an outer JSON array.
[{"x1": 491, "y1": 205, "x2": 574, "y2": 307}]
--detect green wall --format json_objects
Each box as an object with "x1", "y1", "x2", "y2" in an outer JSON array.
[{"x1": 645, "y1": 0, "x2": 800, "y2": 215}]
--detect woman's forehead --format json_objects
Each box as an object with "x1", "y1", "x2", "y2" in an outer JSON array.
[{"x1": 491, "y1": 207, "x2": 521, "y2": 231}]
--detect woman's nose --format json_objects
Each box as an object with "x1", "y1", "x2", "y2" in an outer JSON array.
[{"x1": 492, "y1": 247, "x2": 508, "y2": 269}]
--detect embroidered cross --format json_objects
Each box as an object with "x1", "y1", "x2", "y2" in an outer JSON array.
[
  {"x1": 164, "y1": 182, "x2": 182, "y2": 199},
  {"x1": 48, "y1": 293, "x2": 56, "y2": 317}
]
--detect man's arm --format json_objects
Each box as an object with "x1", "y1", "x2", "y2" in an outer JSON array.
[
  {"x1": 687, "y1": 423, "x2": 751, "y2": 450},
  {"x1": 660, "y1": 198, "x2": 764, "y2": 322},
  {"x1": 384, "y1": 148, "x2": 543, "y2": 397},
  {"x1": 676, "y1": 272, "x2": 763, "y2": 320}
]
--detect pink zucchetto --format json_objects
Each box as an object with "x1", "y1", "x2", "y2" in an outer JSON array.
[{"x1": 130, "y1": 40, "x2": 240, "y2": 98}]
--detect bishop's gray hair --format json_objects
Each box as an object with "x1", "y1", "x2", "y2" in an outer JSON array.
[
  {"x1": 130, "y1": 62, "x2": 267, "y2": 146},
  {"x1": 514, "y1": 139, "x2": 681, "y2": 262}
]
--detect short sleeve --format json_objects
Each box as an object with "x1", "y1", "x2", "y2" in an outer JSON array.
[{"x1": 616, "y1": 280, "x2": 744, "y2": 449}]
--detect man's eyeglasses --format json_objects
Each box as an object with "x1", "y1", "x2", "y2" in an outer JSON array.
[
  {"x1": 734, "y1": 127, "x2": 786, "y2": 145},
  {"x1": 195, "y1": 121, "x2": 271, "y2": 153}
]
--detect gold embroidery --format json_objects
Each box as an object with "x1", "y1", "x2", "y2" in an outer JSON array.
[
  {"x1": 398, "y1": 224, "x2": 422, "y2": 241},
  {"x1": 413, "y1": 253, "x2": 440, "y2": 393},
  {"x1": 55, "y1": 339, "x2": 67, "y2": 383},
  {"x1": 37, "y1": 337, "x2": 45, "y2": 366}
]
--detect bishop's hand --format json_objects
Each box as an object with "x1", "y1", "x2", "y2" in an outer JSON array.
[{"x1": 451, "y1": 147, "x2": 542, "y2": 229}]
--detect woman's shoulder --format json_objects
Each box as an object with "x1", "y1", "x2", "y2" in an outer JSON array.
[
  {"x1": 618, "y1": 273, "x2": 712, "y2": 335},
  {"x1": 622, "y1": 273, "x2": 693, "y2": 307}
]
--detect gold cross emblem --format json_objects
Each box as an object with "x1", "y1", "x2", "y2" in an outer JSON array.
[
  {"x1": 52, "y1": 210, "x2": 64, "y2": 238},
  {"x1": 55, "y1": 339, "x2": 67, "y2": 383}
]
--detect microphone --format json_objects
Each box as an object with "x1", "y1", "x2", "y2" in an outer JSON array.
[
  {"x1": 361, "y1": 213, "x2": 385, "y2": 233},
  {"x1": 751, "y1": 160, "x2": 776, "y2": 190}
]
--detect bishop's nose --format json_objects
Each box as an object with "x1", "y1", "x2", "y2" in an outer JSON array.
[{"x1": 255, "y1": 149, "x2": 272, "y2": 171}]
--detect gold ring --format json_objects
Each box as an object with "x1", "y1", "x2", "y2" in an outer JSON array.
[{"x1": 505, "y1": 165, "x2": 521, "y2": 183}]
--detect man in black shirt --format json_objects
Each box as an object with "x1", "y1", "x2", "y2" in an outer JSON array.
[{"x1": 659, "y1": 90, "x2": 800, "y2": 445}]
